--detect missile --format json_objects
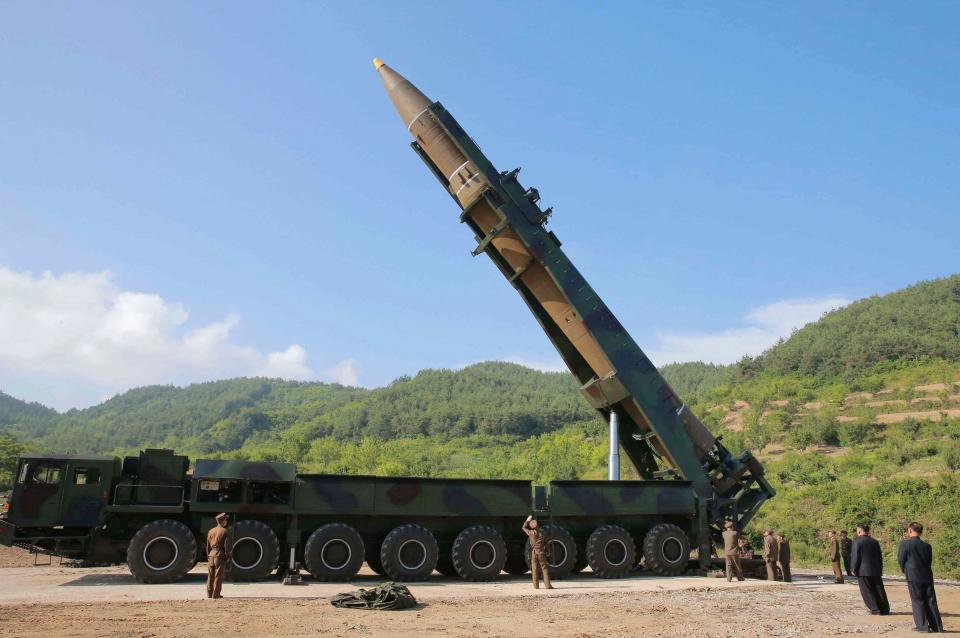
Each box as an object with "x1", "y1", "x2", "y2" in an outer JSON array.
[
  {"x1": 373, "y1": 59, "x2": 725, "y2": 486},
  {"x1": 374, "y1": 59, "x2": 489, "y2": 209}
]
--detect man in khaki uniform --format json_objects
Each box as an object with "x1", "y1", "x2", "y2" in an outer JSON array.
[
  {"x1": 763, "y1": 529, "x2": 778, "y2": 581},
  {"x1": 776, "y1": 532, "x2": 792, "y2": 582},
  {"x1": 206, "y1": 512, "x2": 232, "y2": 599},
  {"x1": 828, "y1": 529, "x2": 844, "y2": 583},
  {"x1": 522, "y1": 515, "x2": 553, "y2": 590},
  {"x1": 722, "y1": 521, "x2": 744, "y2": 582}
]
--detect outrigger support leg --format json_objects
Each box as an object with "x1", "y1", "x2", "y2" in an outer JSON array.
[{"x1": 282, "y1": 515, "x2": 305, "y2": 586}]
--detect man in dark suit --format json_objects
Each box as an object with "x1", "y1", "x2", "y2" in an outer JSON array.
[
  {"x1": 851, "y1": 524, "x2": 890, "y2": 615},
  {"x1": 898, "y1": 521, "x2": 944, "y2": 633}
]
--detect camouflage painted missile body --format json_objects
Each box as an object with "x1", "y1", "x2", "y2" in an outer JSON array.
[{"x1": 374, "y1": 60, "x2": 775, "y2": 555}]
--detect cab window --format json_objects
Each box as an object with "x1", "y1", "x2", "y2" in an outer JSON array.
[
  {"x1": 17, "y1": 462, "x2": 30, "y2": 484},
  {"x1": 73, "y1": 468, "x2": 101, "y2": 485},
  {"x1": 33, "y1": 465, "x2": 62, "y2": 485},
  {"x1": 247, "y1": 481, "x2": 291, "y2": 505}
]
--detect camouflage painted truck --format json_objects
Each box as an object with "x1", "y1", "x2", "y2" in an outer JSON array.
[{"x1": 0, "y1": 61, "x2": 774, "y2": 584}]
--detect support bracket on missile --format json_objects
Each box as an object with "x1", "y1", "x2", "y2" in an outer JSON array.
[
  {"x1": 471, "y1": 219, "x2": 510, "y2": 256},
  {"x1": 579, "y1": 372, "x2": 631, "y2": 409},
  {"x1": 508, "y1": 259, "x2": 533, "y2": 284},
  {"x1": 631, "y1": 430, "x2": 660, "y2": 444}
]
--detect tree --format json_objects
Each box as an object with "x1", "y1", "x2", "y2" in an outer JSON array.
[{"x1": 0, "y1": 434, "x2": 27, "y2": 491}]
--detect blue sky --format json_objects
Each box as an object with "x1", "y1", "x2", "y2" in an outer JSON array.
[{"x1": 1, "y1": 2, "x2": 958, "y2": 409}]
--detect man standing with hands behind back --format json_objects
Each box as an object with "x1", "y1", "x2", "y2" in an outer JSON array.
[
  {"x1": 851, "y1": 524, "x2": 889, "y2": 615},
  {"x1": 776, "y1": 532, "x2": 792, "y2": 582},
  {"x1": 206, "y1": 512, "x2": 232, "y2": 599},
  {"x1": 722, "y1": 521, "x2": 744, "y2": 582},
  {"x1": 898, "y1": 522, "x2": 944, "y2": 633}
]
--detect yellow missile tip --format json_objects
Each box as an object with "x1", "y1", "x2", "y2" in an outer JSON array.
[{"x1": 373, "y1": 57, "x2": 384, "y2": 70}]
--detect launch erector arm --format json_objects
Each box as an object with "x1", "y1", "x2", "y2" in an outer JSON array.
[{"x1": 375, "y1": 61, "x2": 774, "y2": 535}]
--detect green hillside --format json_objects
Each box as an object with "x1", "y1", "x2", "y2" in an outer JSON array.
[
  {"x1": 0, "y1": 363, "x2": 594, "y2": 456},
  {"x1": 740, "y1": 274, "x2": 960, "y2": 380},
  {"x1": 2, "y1": 274, "x2": 960, "y2": 576},
  {"x1": 0, "y1": 391, "x2": 58, "y2": 434}
]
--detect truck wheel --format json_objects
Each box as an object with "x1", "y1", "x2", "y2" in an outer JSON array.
[
  {"x1": 304, "y1": 523, "x2": 365, "y2": 581},
  {"x1": 380, "y1": 524, "x2": 438, "y2": 582},
  {"x1": 127, "y1": 519, "x2": 197, "y2": 584},
  {"x1": 642, "y1": 523, "x2": 690, "y2": 576},
  {"x1": 586, "y1": 525, "x2": 636, "y2": 578},
  {"x1": 451, "y1": 525, "x2": 507, "y2": 581},
  {"x1": 226, "y1": 520, "x2": 280, "y2": 582},
  {"x1": 365, "y1": 541, "x2": 386, "y2": 576},
  {"x1": 503, "y1": 548, "x2": 529, "y2": 575},
  {"x1": 524, "y1": 525, "x2": 577, "y2": 579}
]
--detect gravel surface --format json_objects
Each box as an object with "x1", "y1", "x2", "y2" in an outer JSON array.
[{"x1": 0, "y1": 554, "x2": 954, "y2": 638}]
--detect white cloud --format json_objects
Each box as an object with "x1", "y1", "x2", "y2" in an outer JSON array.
[
  {"x1": 0, "y1": 267, "x2": 358, "y2": 409},
  {"x1": 324, "y1": 357, "x2": 360, "y2": 386},
  {"x1": 259, "y1": 345, "x2": 314, "y2": 380},
  {"x1": 648, "y1": 295, "x2": 851, "y2": 366}
]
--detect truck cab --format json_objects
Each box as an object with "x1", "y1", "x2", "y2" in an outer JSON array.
[
  {"x1": 0, "y1": 455, "x2": 120, "y2": 551},
  {"x1": 6, "y1": 455, "x2": 118, "y2": 529}
]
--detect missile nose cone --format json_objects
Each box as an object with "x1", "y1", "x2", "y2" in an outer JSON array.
[{"x1": 374, "y1": 60, "x2": 432, "y2": 130}]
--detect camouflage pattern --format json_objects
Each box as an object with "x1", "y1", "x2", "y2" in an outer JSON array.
[
  {"x1": 194, "y1": 459, "x2": 297, "y2": 482},
  {"x1": 546, "y1": 480, "x2": 695, "y2": 518},
  {"x1": 374, "y1": 62, "x2": 775, "y2": 565}
]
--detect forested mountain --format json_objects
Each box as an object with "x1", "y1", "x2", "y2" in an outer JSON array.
[
  {"x1": 0, "y1": 363, "x2": 593, "y2": 455},
  {"x1": 0, "y1": 391, "x2": 57, "y2": 433},
  {"x1": 739, "y1": 274, "x2": 960, "y2": 380},
  {"x1": 659, "y1": 361, "x2": 733, "y2": 401}
]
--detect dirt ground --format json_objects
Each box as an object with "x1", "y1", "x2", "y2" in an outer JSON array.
[
  {"x1": 0, "y1": 545, "x2": 37, "y2": 568},
  {"x1": 0, "y1": 547, "x2": 955, "y2": 638}
]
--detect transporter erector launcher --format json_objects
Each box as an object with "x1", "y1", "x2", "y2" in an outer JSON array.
[
  {"x1": 0, "y1": 62, "x2": 776, "y2": 583},
  {"x1": 374, "y1": 59, "x2": 775, "y2": 559}
]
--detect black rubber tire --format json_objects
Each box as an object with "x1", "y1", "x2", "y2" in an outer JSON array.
[
  {"x1": 127, "y1": 519, "x2": 198, "y2": 584},
  {"x1": 451, "y1": 525, "x2": 507, "y2": 582},
  {"x1": 586, "y1": 525, "x2": 636, "y2": 579},
  {"x1": 226, "y1": 520, "x2": 280, "y2": 582},
  {"x1": 503, "y1": 549, "x2": 529, "y2": 575},
  {"x1": 365, "y1": 540, "x2": 386, "y2": 576},
  {"x1": 435, "y1": 549, "x2": 458, "y2": 577},
  {"x1": 642, "y1": 523, "x2": 690, "y2": 576},
  {"x1": 524, "y1": 525, "x2": 577, "y2": 579},
  {"x1": 304, "y1": 523, "x2": 365, "y2": 581},
  {"x1": 380, "y1": 524, "x2": 438, "y2": 582}
]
